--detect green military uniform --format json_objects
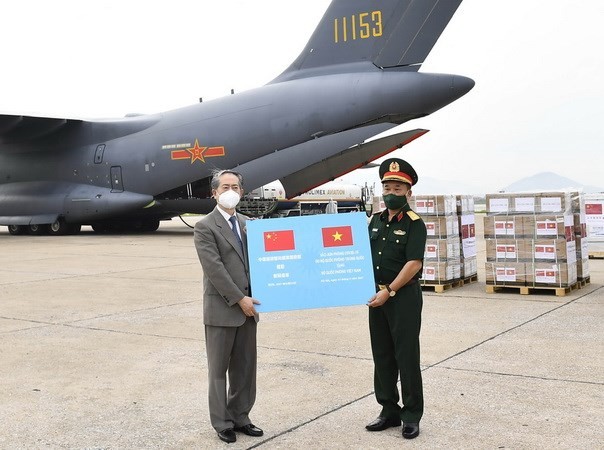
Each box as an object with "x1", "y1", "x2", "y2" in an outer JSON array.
[{"x1": 368, "y1": 158, "x2": 427, "y2": 425}]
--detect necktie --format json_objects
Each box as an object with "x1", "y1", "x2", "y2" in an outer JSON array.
[{"x1": 228, "y1": 215, "x2": 244, "y2": 252}]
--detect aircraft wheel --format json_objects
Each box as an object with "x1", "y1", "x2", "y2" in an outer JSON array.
[
  {"x1": 49, "y1": 219, "x2": 69, "y2": 235},
  {"x1": 28, "y1": 224, "x2": 48, "y2": 235},
  {"x1": 8, "y1": 225, "x2": 26, "y2": 235},
  {"x1": 48, "y1": 219, "x2": 82, "y2": 235},
  {"x1": 141, "y1": 219, "x2": 160, "y2": 232},
  {"x1": 91, "y1": 223, "x2": 109, "y2": 233}
]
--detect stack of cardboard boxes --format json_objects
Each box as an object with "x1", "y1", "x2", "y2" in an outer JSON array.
[
  {"x1": 457, "y1": 195, "x2": 478, "y2": 279},
  {"x1": 571, "y1": 192, "x2": 590, "y2": 280},
  {"x1": 584, "y1": 193, "x2": 604, "y2": 257},
  {"x1": 484, "y1": 191, "x2": 584, "y2": 288},
  {"x1": 411, "y1": 195, "x2": 477, "y2": 286}
]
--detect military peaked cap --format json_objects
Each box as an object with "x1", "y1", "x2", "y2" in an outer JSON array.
[{"x1": 379, "y1": 158, "x2": 418, "y2": 186}]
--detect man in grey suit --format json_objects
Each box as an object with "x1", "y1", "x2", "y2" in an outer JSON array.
[{"x1": 194, "y1": 169, "x2": 263, "y2": 444}]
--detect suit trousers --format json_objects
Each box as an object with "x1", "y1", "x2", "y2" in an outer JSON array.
[
  {"x1": 205, "y1": 317, "x2": 257, "y2": 431},
  {"x1": 368, "y1": 282, "x2": 423, "y2": 423}
]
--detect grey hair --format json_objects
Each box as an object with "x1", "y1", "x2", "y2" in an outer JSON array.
[{"x1": 210, "y1": 169, "x2": 244, "y2": 190}]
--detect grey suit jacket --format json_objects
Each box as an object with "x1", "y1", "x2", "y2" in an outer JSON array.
[{"x1": 194, "y1": 207, "x2": 257, "y2": 327}]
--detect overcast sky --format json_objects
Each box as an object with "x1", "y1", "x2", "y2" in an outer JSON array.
[{"x1": 1, "y1": 0, "x2": 602, "y2": 194}]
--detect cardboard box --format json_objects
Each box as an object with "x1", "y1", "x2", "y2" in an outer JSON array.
[
  {"x1": 526, "y1": 262, "x2": 577, "y2": 287},
  {"x1": 486, "y1": 193, "x2": 512, "y2": 214},
  {"x1": 584, "y1": 195, "x2": 604, "y2": 239},
  {"x1": 486, "y1": 239, "x2": 525, "y2": 262},
  {"x1": 421, "y1": 261, "x2": 460, "y2": 283},
  {"x1": 573, "y1": 213, "x2": 587, "y2": 238},
  {"x1": 425, "y1": 237, "x2": 460, "y2": 261},
  {"x1": 461, "y1": 256, "x2": 478, "y2": 279},
  {"x1": 412, "y1": 195, "x2": 457, "y2": 216},
  {"x1": 486, "y1": 192, "x2": 572, "y2": 214},
  {"x1": 576, "y1": 237, "x2": 590, "y2": 279},
  {"x1": 459, "y1": 213, "x2": 477, "y2": 257},
  {"x1": 424, "y1": 216, "x2": 459, "y2": 238},
  {"x1": 484, "y1": 215, "x2": 524, "y2": 238},
  {"x1": 456, "y1": 195, "x2": 475, "y2": 215},
  {"x1": 575, "y1": 236, "x2": 589, "y2": 260},
  {"x1": 577, "y1": 258, "x2": 589, "y2": 280},
  {"x1": 522, "y1": 214, "x2": 573, "y2": 239},
  {"x1": 485, "y1": 262, "x2": 526, "y2": 286},
  {"x1": 570, "y1": 191, "x2": 584, "y2": 214},
  {"x1": 525, "y1": 239, "x2": 577, "y2": 263}
]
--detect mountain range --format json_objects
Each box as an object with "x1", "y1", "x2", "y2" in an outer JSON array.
[{"x1": 417, "y1": 172, "x2": 602, "y2": 196}]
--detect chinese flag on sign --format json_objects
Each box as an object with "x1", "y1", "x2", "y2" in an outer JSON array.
[
  {"x1": 321, "y1": 226, "x2": 354, "y2": 247},
  {"x1": 263, "y1": 230, "x2": 295, "y2": 252}
]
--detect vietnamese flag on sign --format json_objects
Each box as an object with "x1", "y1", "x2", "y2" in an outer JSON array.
[
  {"x1": 321, "y1": 226, "x2": 354, "y2": 247},
  {"x1": 263, "y1": 230, "x2": 295, "y2": 252}
]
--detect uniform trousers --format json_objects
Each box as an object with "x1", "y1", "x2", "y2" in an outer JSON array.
[
  {"x1": 205, "y1": 317, "x2": 257, "y2": 432},
  {"x1": 368, "y1": 282, "x2": 423, "y2": 423}
]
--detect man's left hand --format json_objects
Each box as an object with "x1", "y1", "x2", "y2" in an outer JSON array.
[{"x1": 238, "y1": 296, "x2": 260, "y2": 316}]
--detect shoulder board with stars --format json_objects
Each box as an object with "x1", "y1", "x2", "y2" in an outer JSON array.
[{"x1": 407, "y1": 210, "x2": 420, "y2": 221}]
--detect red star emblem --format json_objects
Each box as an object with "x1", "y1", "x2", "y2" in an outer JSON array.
[{"x1": 187, "y1": 139, "x2": 208, "y2": 163}]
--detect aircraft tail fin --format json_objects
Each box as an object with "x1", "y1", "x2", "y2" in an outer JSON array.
[{"x1": 275, "y1": 0, "x2": 462, "y2": 79}]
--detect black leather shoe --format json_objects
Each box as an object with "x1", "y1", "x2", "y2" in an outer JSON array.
[
  {"x1": 234, "y1": 423, "x2": 264, "y2": 437},
  {"x1": 365, "y1": 416, "x2": 401, "y2": 431},
  {"x1": 217, "y1": 428, "x2": 236, "y2": 443},
  {"x1": 402, "y1": 422, "x2": 420, "y2": 439}
]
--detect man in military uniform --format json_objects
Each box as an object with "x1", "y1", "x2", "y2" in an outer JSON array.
[{"x1": 365, "y1": 158, "x2": 427, "y2": 440}]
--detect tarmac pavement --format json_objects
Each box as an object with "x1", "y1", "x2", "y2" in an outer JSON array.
[{"x1": 0, "y1": 215, "x2": 602, "y2": 449}]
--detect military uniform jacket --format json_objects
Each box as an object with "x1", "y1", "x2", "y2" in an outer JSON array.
[{"x1": 369, "y1": 204, "x2": 427, "y2": 285}]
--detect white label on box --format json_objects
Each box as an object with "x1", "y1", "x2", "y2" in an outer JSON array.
[
  {"x1": 495, "y1": 267, "x2": 517, "y2": 282},
  {"x1": 496, "y1": 245, "x2": 517, "y2": 259},
  {"x1": 425, "y1": 244, "x2": 437, "y2": 258},
  {"x1": 425, "y1": 222, "x2": 436, "y2": 236},
  {"x1": 489, "y1": 198, "x2": 509, "y2": 213},
  {"x1": 423, "y1": 267, "x2": 436, "y2": 281},
  {"x1": 567, "y1": 241, "x2": 577, "y2": 264},
  {"x1": 534, "y1": 245, "x2": 556, "y2": 260},
  {"x1": 535, "y1": 267, "x2": 557, "y2": 283},
  {"x1": 541, "y1": 197, "x2": 562, "y2": 212},
  {"x1": 495, "y1": 221, "x2": 516, "y2": 236},
  {"x1": 415, "y1": 200, "x2": 435, "y2": 214},
  {"x1": 515, "y1": 197, "x2": 535, "y2": 212},
  {"x1": 536, "y1": 220, "x2": 558, "y2": 236}
]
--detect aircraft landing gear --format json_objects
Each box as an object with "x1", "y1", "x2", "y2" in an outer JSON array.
[
  {"x1": 91, "y1": 219, "x2": 160, "y2": 233},
  {"x1": 48, "y1": 219, "x2": 81, "y2": 235},
  {"x1": 8, "y1": 225, "x2": 26, "y2": 235}
]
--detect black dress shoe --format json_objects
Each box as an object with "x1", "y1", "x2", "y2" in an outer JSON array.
[
  {"x1": 234, "y1": 423, "x2": 264, "y2": 437},
  {"x1": 365, "y1": 416, "x2": 401, "y2": 431},
  {"x1": 402, "y1": 422, "x2": 420, "y2": 439},
  {"x1": 217, "y1": 428, "x2": 236, "y2": 443}
]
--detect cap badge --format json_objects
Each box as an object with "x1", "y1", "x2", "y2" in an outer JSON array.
[{"x1": 389, "y1": 161, "x2": 400, "y2": 172}]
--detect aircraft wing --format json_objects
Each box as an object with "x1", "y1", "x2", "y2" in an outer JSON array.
[
  {"x1": 234, "y1": 123, "x2": 395, "y2": 192},
  {"x1": 281, "y1": 129, "x2": 428, "y2": 198},
  {"x1": 0, "y1": 115, "x2": 80, "y2": 142},
  {"x1": 0, "y1": 113, "x2": 159, "y2": 148}
]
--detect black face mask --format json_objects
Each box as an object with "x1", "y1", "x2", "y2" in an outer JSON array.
[{"x1": 383, "y1": 193, "x2": 408, "y2": 210}]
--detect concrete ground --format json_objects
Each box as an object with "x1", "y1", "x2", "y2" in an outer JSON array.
[{"x1": 0, "y1": 215, "x2": 602, "y2": 449}]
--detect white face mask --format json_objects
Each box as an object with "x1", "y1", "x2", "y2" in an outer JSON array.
[{"x1": 217, "y1": 189, "x2": 241, "y2": 209}]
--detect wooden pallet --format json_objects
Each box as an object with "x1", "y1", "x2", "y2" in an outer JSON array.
[
  {"x1": 588, "y1": 252, "x2": 604, "y2": 259},
  {"x1": 486, "y1": 282, "x2": 580, "y2": 297},
  {"x1": 577, "y1": 277, "x2": 591, "y2": 288},
  {"x1": 421, "y1": 274, "x2": 478, "y2": 294}
]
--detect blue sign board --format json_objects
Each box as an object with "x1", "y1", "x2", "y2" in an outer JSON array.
[{"x1": 247, "y1": 212, "x2": 375, "y2": 312}]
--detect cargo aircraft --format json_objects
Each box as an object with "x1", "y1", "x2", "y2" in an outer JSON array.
[{"x1": 0, "y1": 0, "x2": 473, "y2": 235}]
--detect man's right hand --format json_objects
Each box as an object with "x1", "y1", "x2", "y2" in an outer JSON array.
[{"x1": 238, "y1": 296, "x2": 260, "y2": 316}]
